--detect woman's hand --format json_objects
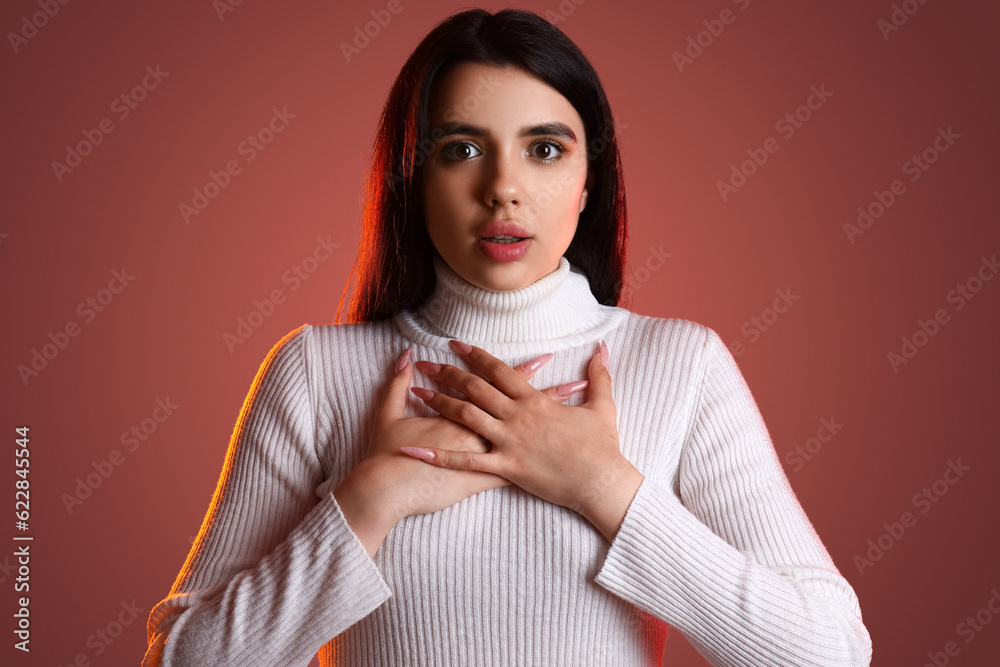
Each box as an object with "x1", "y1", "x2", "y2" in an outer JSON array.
[
  {"x1": 333, "y1": 347, "x2": 588, "y2": 556},
  {"x1": 400, "y1": 339, "x2": 645, "y2": 542}
]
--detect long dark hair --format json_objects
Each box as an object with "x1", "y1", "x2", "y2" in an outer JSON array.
[{"x1": 336, "y1": 8, "x2": 629, "y2": 324}]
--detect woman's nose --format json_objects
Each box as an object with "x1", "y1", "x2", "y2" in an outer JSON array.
[{"x1": 482, "y1": 150, "x2": 523, "y2": 209}]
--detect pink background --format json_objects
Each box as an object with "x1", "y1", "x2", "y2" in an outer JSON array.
[{"x1": 2, "y1": 0, "x2": 998, "y2": 665}]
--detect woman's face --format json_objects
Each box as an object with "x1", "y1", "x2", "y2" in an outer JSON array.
[{"x1": 422, "y1": 62, "x2": 592, "y2": 292}]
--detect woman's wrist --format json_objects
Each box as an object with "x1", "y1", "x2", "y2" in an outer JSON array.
[
  {"x1": 574, "y1": 456, "x2": 645, "y2": 543},
  {"x1": 333, "y1": 459, "x2": 403, "y2": 558}
]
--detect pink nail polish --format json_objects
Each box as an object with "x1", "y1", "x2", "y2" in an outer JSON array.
[
  {"x1": 400, "y1": 446, "x2": 436, "y2": 461},
  {"x1": 600, "y1": 340, "x2": 609, "y2": 367},
  {"x1": 555, "y1": 380, "x2": 589, "y2": 397},
  {"x1": 411, "y1": 387, "x2": 434, "y2": 401},
  {"x1": 523, "y1": 352, "x2": 553, "y2": 373},
  {"x1": 395, "y1": 348, "x2": 411, "y2": 373},
  {"x1": 449, "y1": 339, "x2": 473, "y2": 356},
  {"x1": 416, "y1": 360, "x2": 441, "y2": 375}
]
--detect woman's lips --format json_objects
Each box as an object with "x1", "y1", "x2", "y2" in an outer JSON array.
[
  {"x1": 477, "y1": 220, "x2": 532, "y2": 262},
  {"x1": 477, "y1": 237, "x2": 531, "y2": 262},
  {"x1": 479, "y1": 220, "x2": 530, "y2": 238}
]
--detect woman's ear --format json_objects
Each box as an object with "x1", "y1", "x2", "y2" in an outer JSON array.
[{"x1": 579, "y1": 167, "x2": 594, "y2": 213}]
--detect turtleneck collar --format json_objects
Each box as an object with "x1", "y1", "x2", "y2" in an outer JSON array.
[{"x1": 393, "y1": 255, "x2": 625, "y2": 353}]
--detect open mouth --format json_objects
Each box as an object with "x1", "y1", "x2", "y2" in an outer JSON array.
[{"x1": 482, "y1": 235, "x2": 528, "y2": 244}]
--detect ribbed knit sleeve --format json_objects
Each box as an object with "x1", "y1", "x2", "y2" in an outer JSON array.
[
  {"x1": 594, "y1": 329, "x2": 872, "y2": 666},
  {"x1": 144, "y1": 325, "x2": 391, "y2": 666}
]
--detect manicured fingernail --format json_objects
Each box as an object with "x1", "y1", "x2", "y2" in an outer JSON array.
[
  {"x1": 555, "y1": 380, "x2": 589, "y2": 397},
  {"x1": 600, "y1": 340, "x2": 609, "y2": 367},
  {"x1": 395, "y1": 348, "x2": 411, "y2": 373},
  {"x1": 415, "y1": 360, "x2": 441, "y2": 375},
  {"x1": 411, "y1": 387, "x2": 434, "y2": 401},
  {"x1": 523, "y1": 352, "x2": 553, "y2": 374},
  {"x1": 400, "y1": 446, "x2": 436, "y2": 461},
  {"x1": 449, "y1": 339, "x2": 473, "y2": 355}
]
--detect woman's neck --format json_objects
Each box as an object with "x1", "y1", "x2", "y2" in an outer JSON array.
[{"x1": 393, "y1": 255, "x2": 625, "y2": 353}]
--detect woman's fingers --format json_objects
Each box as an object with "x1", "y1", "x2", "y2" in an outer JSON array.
[
  {"x1": 411, "y1": 386, "x2": 500, "y2": 441},
  {"x1": 414, "y1": 348, "x2": 589, "y2": 417},
  {"x1": 399, "y1": 446, "x2": 503, "y2": 477},
  {"x1": 403, "y1": 339, "x2": 625, "y2": 512},
  {"x1": 448, "y1": 340, "x2": 536, "y2": 399},
  {"x1": 516, "y1": 352, "x2": 588, "y2": 403},
  {"x1": 376, "y1": 348, "x2": 413, "y2": 422},
  {"x1": 392, "y1": 345, "x2": 595, "y2": 422},
  {"x1": 549, "y1": 380, "x2": 589, "y2": 401},
  {"x1": 584, "y1": 340, "x2": 615, "y2": 412},
  {"x1": 413, "y1": 349, "x2": 544, "y2": 419},
  {"x1": 515, "y1": 352, "x2": 553, "y2": 378}
]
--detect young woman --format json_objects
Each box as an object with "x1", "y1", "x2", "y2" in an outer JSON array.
[{"x1": 145, "y1": 8, "x2": 872, "y2": 666}]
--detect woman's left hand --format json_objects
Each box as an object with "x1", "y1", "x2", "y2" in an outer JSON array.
[{"x1": 403, "y1": 339, "x2": 645, "y2": 541}]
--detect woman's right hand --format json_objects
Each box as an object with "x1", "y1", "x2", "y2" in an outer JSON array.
[{"x1": 334, "y1": 347, "x2": 588, "y2": 557}]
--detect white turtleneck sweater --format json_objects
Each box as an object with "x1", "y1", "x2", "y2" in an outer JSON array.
[{"x1": 144, "y1": 256, "x2": 872, "y2": 667}]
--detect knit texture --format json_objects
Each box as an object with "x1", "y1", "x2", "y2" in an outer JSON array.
[{"x1": 144, "y1": 256, "x2": 872, "y2": 666}]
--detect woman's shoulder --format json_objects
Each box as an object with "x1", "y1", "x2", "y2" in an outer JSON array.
[
  {"x1": 270, "y1": 319, "x2": 412, "y2": 366},
  {"x1": 267, "y1": 319, "x2": 398, "y2": 353},
  {"x1": 615, "y1": 310, "x2": 721, "y2": 348},
  {"x1": 327, "y1": 318, "x2": 406, "y2": 343},
  {"x1": 249, "y1": 321, "x2": 401, "y2": 390},
  {"x1": 611, "y1": 311, "x2": 741, "y2": 380}
]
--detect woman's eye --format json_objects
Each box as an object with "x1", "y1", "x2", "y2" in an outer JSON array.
[
  {"x1": 530, "y1": 140, "x2": 567, "y2": 162},
  {"x1": 440, "y1": 139, "x2": 566, "y2": 163},
  {"x1": 442, "y1": 141, "x2": 482, "y2": 161}
]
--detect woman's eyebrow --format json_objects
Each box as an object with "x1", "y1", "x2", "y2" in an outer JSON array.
[{"x1": 431, "y1": 121, "x2": 578, "y2": 143}]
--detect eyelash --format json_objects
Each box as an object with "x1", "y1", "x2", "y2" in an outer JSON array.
[{"x1": 440, "y1": 139, "x2": 568, "y2": 164}]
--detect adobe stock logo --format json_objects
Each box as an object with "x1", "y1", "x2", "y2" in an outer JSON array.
[
  {"x1": 671, "y1": 0, "x2": 752, "y2": 73},
  {"x1": 7, "y1": 0, "x2": 74, "y2": 54},
  {"x1": 340, "y1": 0, "x2": 412, "y2": 63},
  {"x1": 886, "y1": 253, "x2": 997, "y2": 372},
  {"x1": 61, "y1": 397, "x2": 179, "y2": 514},
  {"x1": 877, "y1": 0, "x2": 933, "y2": 41},
  {"x1": 213, "y1": 0, "x2": 247, "y2": 21},
  {"x1": 541, "y1": 0, "x2": 589, "y2": 26},
  {"x1": 853, "y1": 458, "x2": 970, "y2": 576},
  {"x1": 844, "y1": 126, "x2": 960, "y2": 244},
  {"x1": 784, "y1": 417, "x2": 844, "y2": 473},
  {"x1": 922, "y1": 587, "x2": 1000, "y2": 667},
  {"x1": 55, "y1": 599, "x2": 147, "y2": 666},
  {"x1": 616, "y1": 245, "x2": 672, "y2": 295},
  {"x1": 50, "y1": 66, "x2": 170, "y2": 182},
  {"x1": 727, "y1": 287, "x2": 800, "y2": 357},
  {"x1": 222, "y1": 236, "x2": 339, "y2": 352},
  {"x1": 716, "y1": 85, "x2": 833, "y2": 202},
  {"x1": 179, "y1": 106, "x2": 296, "y2": 224},
  {"x1": 17, "y1": 268, "x2": 136, "y2": 386}
]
